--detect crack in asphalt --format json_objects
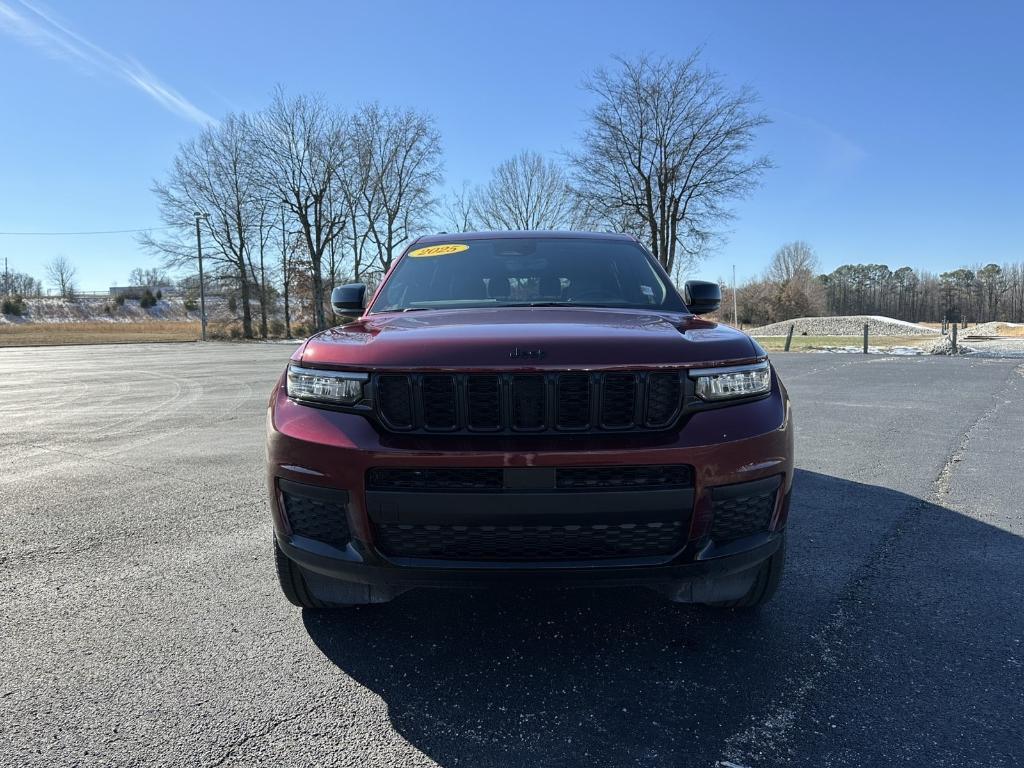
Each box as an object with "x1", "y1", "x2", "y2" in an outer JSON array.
[
  {"x1": 717, "y1": 361, "x2": 1023, "y2": 767},
  {"x1": 934, "y1": 363, "x2": 1023, "y2": 499},
  {"x1": 204, "y1": 702, "x2": 330, "y2": 768},
  {"x1": 717, "y1": 493, "x2": 936, "y2": 767}
]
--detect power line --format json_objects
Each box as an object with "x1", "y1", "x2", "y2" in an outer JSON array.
[{"x1": 0, "y1": 226, "x2": 177, "y2": 236}]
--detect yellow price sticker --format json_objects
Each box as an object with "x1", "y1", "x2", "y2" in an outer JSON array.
[{"x1": 408, "y1": 243, "x2": 470, "y2": 257}]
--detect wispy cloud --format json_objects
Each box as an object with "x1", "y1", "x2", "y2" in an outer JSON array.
[
  {"x1": 0, "y1": 0, "x2": 214, "y2": 125},
  {"x1": 773, "y1": 107, "x2": 868, "y2": 172}
]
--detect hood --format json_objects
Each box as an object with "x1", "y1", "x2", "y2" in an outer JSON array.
[{"x1": 297, "y1": 307, "x2": 760, "y2": 370}]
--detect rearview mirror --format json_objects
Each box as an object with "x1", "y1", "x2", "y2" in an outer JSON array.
[
  {"x1": 683, "y1": 280, "x2": 721, "y2": 315},
  {"x1": 331, "y1": 283, "x2": 367, "y2": 314}
]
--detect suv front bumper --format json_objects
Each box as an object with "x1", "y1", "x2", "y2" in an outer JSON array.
[{"x1": 267, "y1": 371, "x2": 793, "y2": 597}]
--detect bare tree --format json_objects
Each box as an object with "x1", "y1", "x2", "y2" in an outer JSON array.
[
  {"x1": 975, "y1": 263, "x2": 1008, "y2": 320},
  {"x1": 254, "y1": 88, "x2": 351, "y2": 331},
  {"x1": 763, "y1": 241, "x2": 824, "y2": 320},
  {"x1": 767, "y1": 241, "x2": 819, "y2": 284},
  {"x1": 353, "y1": 103, "x2": 442, "y2": 272},
  {"x1": 473, "y1": 150, "x2": 583, "y2": 231},
  {"x1": 247, "y1": 195, "x2": 277, "y2": 338},
  {"x1": 143, "y1": 114, "x2": 262, "y2": 337},
  {"x1": 570, "y1": 53, "x2": 771, "y2": 275},
  {"x1": 3, "y1": 270, "x2": 43, "y2": 297},
  {"x1": 338, "y1": 154, "x2": 378, "y2": 283},
  {"x1": 441, "y1": 180, "x2": 478, "y2": 233},
  {"x1": 46, "y1": 256, "x2": 76, "y2": 298},
  {"x1": 128, "y1": 267, "x2": 170, "y2": 287}
]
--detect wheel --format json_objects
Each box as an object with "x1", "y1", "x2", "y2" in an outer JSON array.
[
  {"x1": 707, "y1": 535, "x2": 786, "y2": 609},
  {"x1": 274, "y1": 538, "x2": 329, "y2": 608},
  {"x1": 274, "y1": 539, "x2": 397, "y2": 608}
]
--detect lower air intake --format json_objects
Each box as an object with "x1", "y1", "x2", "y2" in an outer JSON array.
[
  {"x1": 375, "y1": 520, "x2": 686, "y2": 562},
  {"x1": 710, "y1": 477, "x2": 780, "y2": 542},
  {"x1": 280, "y1": 480, "x2": 351, "y2": 549}
]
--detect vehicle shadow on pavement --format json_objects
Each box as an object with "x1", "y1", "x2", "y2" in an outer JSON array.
[{"x1": 302, "y1": 469, "x2": 1024, "y2": 767}]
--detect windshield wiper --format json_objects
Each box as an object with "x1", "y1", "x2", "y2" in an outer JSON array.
[
  {"x1": 398, "y1": 302, "x2": 614, "y2": 311},
  {"x1": 500, "y1": 302, "x2": 608, "y2": 308}
]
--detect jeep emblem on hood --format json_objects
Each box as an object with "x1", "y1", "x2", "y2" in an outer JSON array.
[{"x1": 510, "y1": 347, "x2": 545, "y2": 360}]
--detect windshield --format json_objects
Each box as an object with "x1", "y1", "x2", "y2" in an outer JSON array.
[{"x1": 370, "y1": 237, "x2": 684, "y2": 312}]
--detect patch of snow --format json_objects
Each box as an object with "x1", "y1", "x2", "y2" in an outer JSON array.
[{"x1": 960, "y1": 339, "x2": 1024, "y2": 358}]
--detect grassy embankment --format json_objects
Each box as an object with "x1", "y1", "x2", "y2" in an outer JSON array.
[{"x1": 0, "y1": 321, "x2": 201, "y2": 347}]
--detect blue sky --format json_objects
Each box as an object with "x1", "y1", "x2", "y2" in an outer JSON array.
[{"x1": 1, "y1": 0, "x2": 1021, "y2": 291}]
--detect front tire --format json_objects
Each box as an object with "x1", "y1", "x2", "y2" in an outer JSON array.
[
  {"x1": 274, "y1": 539, "x2": 400, "y2": 608},
  {"x1": 274, "y1": 538, "x2": 330, "y2": 608},
  {"x1": 707, "y1": 534, "x2": 786, "y2": 609}
]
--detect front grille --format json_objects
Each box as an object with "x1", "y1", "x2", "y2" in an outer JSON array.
[
  {"x1": 372, "y1": 371, "x2": 684, "y2": 434},
  {"x1": 467, "y1": 375, "x2": 501, "y2": 429},
  {"x1": 601, "y1": 373, "x2": 637, "y2": 427},
  {"x1": 711, "y1": 482, "x2": 778, "y2": 542},
  {"x1": 512, "y1": 375, "x2": 546, "y2": 429},
  {"x1": 280, "y1": 483, "x2": 350, "y2": 549},
  {"x1": 647, "y1": 373, "x2": 683, "y2": 426},
  {"x1": 374, "y1": 520, "x2": 686, "y2": 561},
  {"x1": 556, "y1": 465, "x2": 693, "y2": 490},
  {"x1": 556, "y1": 373, "x2": 590, "y2": 428},
  {"x1": 366, "y1": 465, "x2": 693, "y2": 492},
  {"x1": 367, "y1": 467, "x2": 503, "y2": 490},
  {"x1": 421, "y1": 375, "x2": 457, "y2": 430},
  {"x1": 377, "y1": 375, "x2": 413, "y2": 428}
]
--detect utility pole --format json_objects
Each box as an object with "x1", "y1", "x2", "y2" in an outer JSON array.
[
  {"x1": 281, "y1": 206, "x2": 291, "y2": 339},
  {"x1": 194, "y1": 212, "x2": 208, "y2": 342},
  {"x1": 3, "y1": 257, "x2": 9, "y2": 297},
  {"x1": 732, "y1": 264, "x2": 738, "y2": 327}
]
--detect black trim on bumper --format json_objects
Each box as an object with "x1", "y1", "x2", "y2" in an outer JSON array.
[
  {"x1": 365, "y1": 488, "x2": 694, "y2": 526},
  {"x1": 275, "y1": 530, "x2": 782, "y2": 589},
  {"x1": 278, "y1": 478, "x2": 349, "y2": 504}
]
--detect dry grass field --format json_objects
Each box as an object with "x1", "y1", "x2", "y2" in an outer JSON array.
[
  {"x1": 754, "y1": 334, "x2": 942, "y2": 351},
  {"x1": 985, "y1": 324, "x2": 1024, "y2": 337},
  {"x1": 917, "y1": 321, "x2": 1024, "y2": 337},
  {"x1": 0, "y1": 321, "x2": 200, "y2": 347}
]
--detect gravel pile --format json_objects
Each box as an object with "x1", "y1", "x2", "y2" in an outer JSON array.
[
  {"x1": 963, "y1": 321, "x2": 1024, "y2": 336},
  {"x1": 748, "y1": 315, "x2": 936, "y2": 337},
  {"x1": 928, "y1": 337, "x2": 972, "y2": 355}
]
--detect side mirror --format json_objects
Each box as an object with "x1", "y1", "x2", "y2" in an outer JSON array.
[
  {"x1": 683, "y1": 280, "x2": 721, "y2": 315},
  {"x1": 331, "y1": 283, "x2": 367, "y2": 315}
]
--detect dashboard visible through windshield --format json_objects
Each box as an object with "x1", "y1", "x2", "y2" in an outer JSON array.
[{"x1": 370, "y1": 237, "x2": 685, "y2": 313}]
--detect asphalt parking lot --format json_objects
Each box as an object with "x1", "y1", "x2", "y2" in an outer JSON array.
[{"x1": 1, "y1": 343, "x2": 1022, "y2": 767}]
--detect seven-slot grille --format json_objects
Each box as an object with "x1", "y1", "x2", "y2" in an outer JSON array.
[{"x1": 373, "y1": 371, "x2": 683, "y2": 434}]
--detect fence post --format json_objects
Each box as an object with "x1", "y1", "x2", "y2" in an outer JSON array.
[
  {"x1": 784, "y1": 324, "x2": 795, "y2": 352},
  {"x1": 951, "y1": 324, "x2": 958, "y2": 354},
  {"x1": 863, "y1": 323, "x2": 869, "y2": 354}
]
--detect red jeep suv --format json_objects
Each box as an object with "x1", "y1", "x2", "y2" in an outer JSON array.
[{"x1": 267, "y1": 232, "x2": 793, "y2": 610}]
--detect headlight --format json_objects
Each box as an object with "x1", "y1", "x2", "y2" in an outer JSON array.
[
  {"x1": 286, "y1": 365, "x2": 368, "y2": 405},
  {"x1": 688, "y1": 361, "x2": 771, "y2": 401}
]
